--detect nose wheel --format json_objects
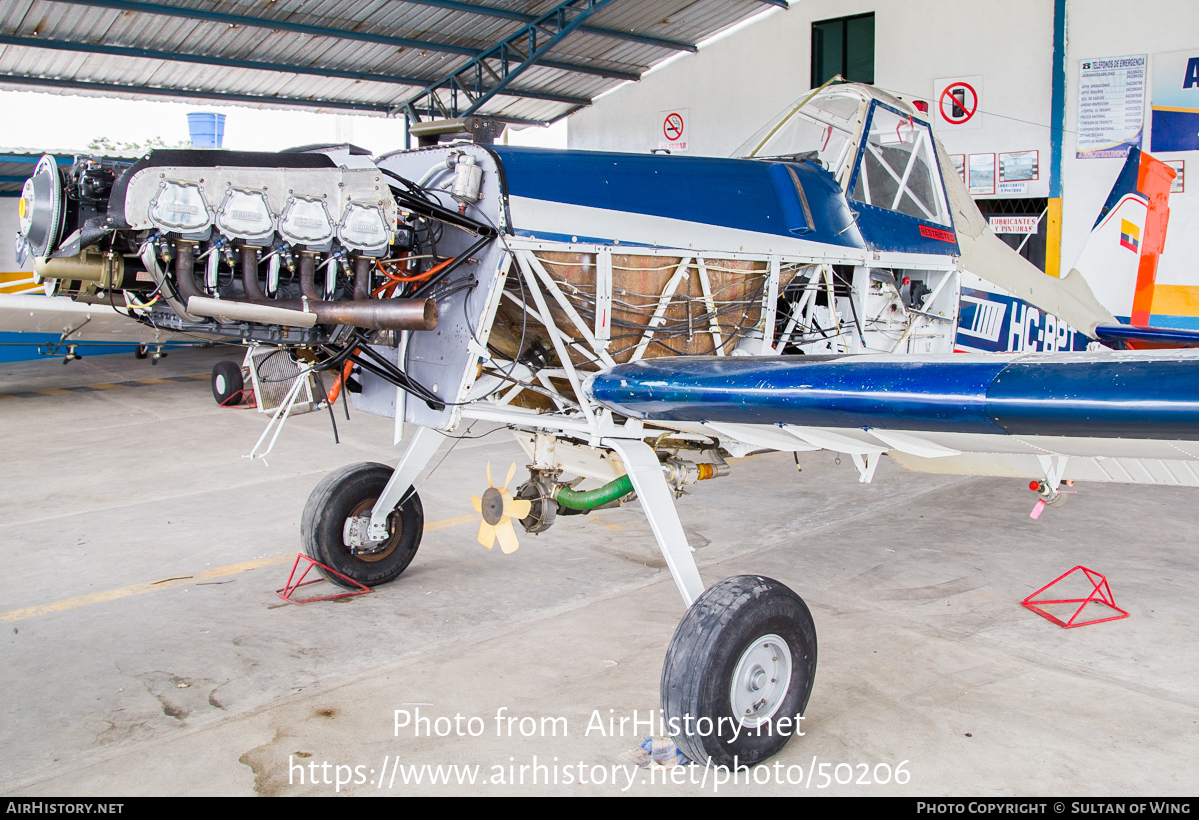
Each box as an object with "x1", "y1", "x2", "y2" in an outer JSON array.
[
  {"x1": 661, "y1": 575, "x2": 817, "y2": 767},
  {"x1": 301, "y1": 462, "x2": 424, "y2": 588}
]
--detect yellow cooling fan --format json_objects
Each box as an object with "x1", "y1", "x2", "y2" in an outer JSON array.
[{"x1": 471, "y1": 462, "x2": 531, "y2": 554}]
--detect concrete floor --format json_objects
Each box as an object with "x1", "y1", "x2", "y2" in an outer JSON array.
[{"x1": 1, "y1": 347, "x2": 1197, "y2": 796}]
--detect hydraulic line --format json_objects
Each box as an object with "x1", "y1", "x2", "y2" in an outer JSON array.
[{"x1": 555, "y1": 475, "x2": 634, "y2": 510}]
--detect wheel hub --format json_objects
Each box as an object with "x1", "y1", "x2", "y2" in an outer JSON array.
[
  {"x1": 342, "y1": 498, "x2": 397, "y2": 557},
  {"x1": 730, "y1": 634, "x2": 792, "y2": 728},
  {"x1": 481, "y1": 487, "x2": 504, "y2": 525}
]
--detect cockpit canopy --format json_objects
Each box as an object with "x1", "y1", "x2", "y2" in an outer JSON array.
[{"x1": 734, "y1": 83, "x2": 953, "y2": 234}]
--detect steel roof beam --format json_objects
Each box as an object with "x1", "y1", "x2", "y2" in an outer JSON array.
[
  {"x1": 395, "y1": 0, "x2": 697, "y2": 53},
  {"x1": 0, "y1": 73, "x2": 554, "y2": 124},
  {"x1": 754, "y1": 0, "x2": 789, "y2": 8},
  {"x1": 46, "y1": 0, "x2": 639, "y2": 81},
  {"x1": 0, "y1": 73, "x2": 392, "y2": 113},
  {"x1": 0, "y1": 35, "x2": 592, "y2": 106},
  {"x1": 403, "y1": 0, "x2": 619, "y2": 120}
]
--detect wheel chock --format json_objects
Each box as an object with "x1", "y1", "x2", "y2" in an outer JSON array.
[
  {"x1": 276, "y1": 554, "x2": 372, "y2": 604},
  {"x1": 1021, "y1": 565, "x2": 1129, "y2": 628}
]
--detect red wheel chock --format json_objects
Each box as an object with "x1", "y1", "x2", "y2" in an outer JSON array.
[
  {"x1": 1021, "y1": 565, "x2": 1129, "y2": 628},
  {"x1": 276, "y1": 554, "x2": 371, "y2": 604}
]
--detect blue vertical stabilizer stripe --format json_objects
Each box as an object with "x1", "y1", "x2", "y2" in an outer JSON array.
[{"x1": 1093, "y1": 146, "x2": 1143, "y2": 229}]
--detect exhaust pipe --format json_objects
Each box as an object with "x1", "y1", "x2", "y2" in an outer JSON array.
[
  {"x1": 241, "y1": 245, "x2": 267, "y2": 302},
  {"x1": 299, "y1": 251, "x2": 320, "y2": 301},
  {"x1": 353, "y1": 255, "x2": 371, "y2": 301},
  {"x1": 186, "y1": 294, "x2": 437, "y2": 331},
  {"x1": 173, "y1": 242, "x2": 205, "y2": 304},
  {"x1": 184, "y1": 243, "x2": 437, "y2": 331}
]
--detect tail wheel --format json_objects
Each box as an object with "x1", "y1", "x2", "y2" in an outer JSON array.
[
  {"x1": 211, "y1": 360, "x2": 244, "y2": 406},
  {"x1": 661, "y1": 575, "x2": 817, "y2": 767},
  {"x1": 301, "y1": 462, "x2": 423, "y2": 588}
]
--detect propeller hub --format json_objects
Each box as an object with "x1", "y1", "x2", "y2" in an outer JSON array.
[{"x1": 481, "y1": 487, "x2": 505, "y2": 525}]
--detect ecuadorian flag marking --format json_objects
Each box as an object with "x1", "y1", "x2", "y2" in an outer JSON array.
[{"x1": 1120, "y1": 219, "x2": 1141, "y2": 253}]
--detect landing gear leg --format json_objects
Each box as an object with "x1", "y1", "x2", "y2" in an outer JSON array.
[
  {"x1": 604, "y1": 438, "x2": 704, "y2": 605},
  {"x1": 366, "y1": 426, "x2": 447, "y2": 544}
]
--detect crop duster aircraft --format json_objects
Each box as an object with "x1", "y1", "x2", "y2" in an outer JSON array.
[{"x1": 14, "y1": 82, "x2": 1194, "y2": 767}]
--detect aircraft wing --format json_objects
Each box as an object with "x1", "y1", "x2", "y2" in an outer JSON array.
[
  {"x1": 1093, "y1": 323, "x2": 1199, "y2": 347},
  {"x1": 0, "y1": 292, "x2": 172, "y2": 344}
]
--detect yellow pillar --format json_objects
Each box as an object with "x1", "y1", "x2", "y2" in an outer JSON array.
[{"x1": 1045, "y1": 197, "x2": 1063, "y2": 278}]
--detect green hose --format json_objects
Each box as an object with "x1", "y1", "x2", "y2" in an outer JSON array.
[{"x1": 555, "y1": 474, "x2": 634, "y2": 510}]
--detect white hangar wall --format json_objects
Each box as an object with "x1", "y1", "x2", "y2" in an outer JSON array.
[
  {"x1": 1060, "y1": 7, "x2": 1198, "y2": 297},
  {"x1": 568, "y1": 0, "x2": 1199, "y2": 320}
]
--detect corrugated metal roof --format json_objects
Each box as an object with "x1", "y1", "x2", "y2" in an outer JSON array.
[{"x1": 0, "y1": 0, "x2": 784, "y2": 125}]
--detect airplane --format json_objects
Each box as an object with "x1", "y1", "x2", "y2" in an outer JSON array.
[{"x1": 13, "y1": 81, "x2": 1194, "y2": 768}]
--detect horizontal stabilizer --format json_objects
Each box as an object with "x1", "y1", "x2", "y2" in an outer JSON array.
[{"x1": 1094, "y1": 324, "x2": 1199, "y2": 347}]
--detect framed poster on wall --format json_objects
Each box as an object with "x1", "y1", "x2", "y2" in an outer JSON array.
[
  {"x1": 948, "y1": 154, "x2": 965, "y2": 183},
  {"x1": 969, "y1": 153, "x2": 995, "y2": 195},
  {"x1": 999, "y1": 151, "x2": 1039, "y2": 181}
]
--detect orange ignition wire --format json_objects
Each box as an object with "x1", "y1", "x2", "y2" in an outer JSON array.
[
  {"x1": 326, "y1": 350, "x2": 359, "y2": 403},
  {"x1": 381, "y1": 255, "x2": 458, "y2": 284}
]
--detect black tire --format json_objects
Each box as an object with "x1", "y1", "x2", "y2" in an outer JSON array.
[
  {"x1": 134, "y1": 344, "x2": 148, "y2": 359},
  {"x1": 300, "y1": 462, "x2": 423, "y2": 588},
  {"x1": 661, "y1": 575, "x2": 817, "y2": 767},
  {"x1": 211, "y1": 360, "x2": 244, "y2": 406}
]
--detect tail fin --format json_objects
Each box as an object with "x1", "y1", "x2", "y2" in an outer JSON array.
[{"x1": 1069, "y1": 146, "x2": 1175, "y2": 326}]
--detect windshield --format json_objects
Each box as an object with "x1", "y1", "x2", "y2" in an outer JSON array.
[
  {"x1": 732, "y1": 90, "x2": 865, "y2": 183},
  {"x1": 849, "y1": 103, "x2": 950, "y2": 226}
]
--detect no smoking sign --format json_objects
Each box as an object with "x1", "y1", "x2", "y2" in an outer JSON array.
[
  {"x1": 658, "y1": 108, "x2": 689, "y2": 152},
  {"x1": 933, "y1": 76, "x2": 983, "y2": 130}
]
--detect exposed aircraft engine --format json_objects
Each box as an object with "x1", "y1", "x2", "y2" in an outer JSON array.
[
  {"x1": 13, "y1": 147, "x2": 505, "y2": 345},
  {"x1": 15, "y1": 146, "x2": 499, "y2": 406}
]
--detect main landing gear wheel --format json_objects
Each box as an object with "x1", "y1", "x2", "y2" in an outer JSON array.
[
  {"x1": 211, "y1": 360, "x2": 244, "y2": 406},
  {"x1": 301, "y1": 462, "x2": 424, "y2": 588},
  {"x1": 661, "y1": 575, "x2": 817, "y2": 767}
]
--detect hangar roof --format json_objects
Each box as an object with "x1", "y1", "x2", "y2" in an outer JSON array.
[{"x1": 0, "y1": 0, "x2": 785, "y2": 126}]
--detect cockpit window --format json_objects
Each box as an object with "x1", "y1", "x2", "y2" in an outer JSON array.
[
  {"x1": 849, "y1": 103, "x2": 950, "y2": 226},
  {"x1": 733, "y1": 91, "x2": 863, "y2": 183}
]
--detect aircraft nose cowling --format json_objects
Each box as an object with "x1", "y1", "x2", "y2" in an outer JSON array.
[{"x1": 588, "y1": 354, "x2": 1199, "y2": 440}]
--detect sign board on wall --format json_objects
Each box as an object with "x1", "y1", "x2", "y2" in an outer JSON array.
[
  {"x1": 1076, "y1": 54, "x2": 1146, "y2": 159},
  {"x1": 658, "y1": 109, "x2": 689, "y2": 152},
  {"x1": 998, "y1": 181, "x2": 1029, "y2": 195},
  {"x1": 1151, "y1": 50, "x2": 1199, "y2": 153},
  {"x1": 933, "y1": 76, "x2": 983, "y2": 131},
  {"x1": 989, "y1": 216, "x2": 1040, "y2": 234}
]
